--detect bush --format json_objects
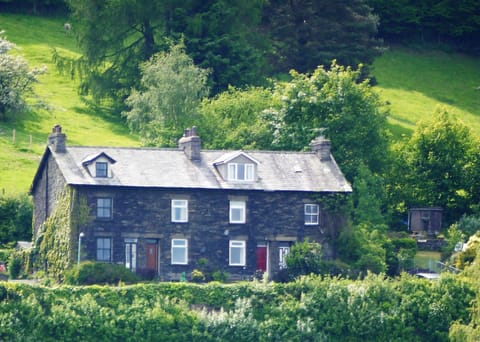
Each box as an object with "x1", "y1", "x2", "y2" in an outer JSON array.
[
  {"x1": 7, "y1": 254, "x2": 22, "y2": 279},
  {"x1": 285, "y1": 239, "x2": 323, "y2": 278},
  {"x1": 191, "y1": 269, "x2": 206, "y2": 283},
  {"x1": 212, "y1": 270, "x2": 229, "y2": 283},
  {"x1": 64, "y1": 261, "x2": 140, "y2": 285}
]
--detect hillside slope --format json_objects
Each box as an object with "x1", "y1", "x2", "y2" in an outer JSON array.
[
  {"x1": 0, "y1": 14, "x2": 139, "y2": 195},
  {"x1": 1, "y1": 14, "x2": 479, "y2": 194},
  {"x1": 373, "y1": 47, "x2": 480, "y2": 138}
]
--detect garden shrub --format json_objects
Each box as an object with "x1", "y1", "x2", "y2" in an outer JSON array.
[
  {"x1": 64, "y1": 261, "x2": 140, "y2": 285},
  {"x1": 7, "y1": 254, "x2": 22, "y2": 279}
]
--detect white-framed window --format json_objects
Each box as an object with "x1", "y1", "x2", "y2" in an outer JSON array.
[
  {"x1": 125, "y1": 239, "x2": 137, "y2": 272},
  {"x1": 229, "y1": 200, "x2": 246, "y2": 224},
  {"x1": 171, "y1": 199, "x2": 188, "y2": 222},
  {"x1": 279, "y1": 246, "x2": 290, "y2": 269},
  {"x1": 97, "y1": 198, "x2": 112, "y2": 219},
  {"x1": 229, "y1": 240, "x2": 246, "y2": 266},
  {"x1": 304, "y1": 204, "x2": 319, "y2": 225},
  {"x1": 171, "y1": 239, "x2": 188, "y2": 265},
  {"x1": 228, "y1": 163, "x2": 254, "y2": 181},
  {"x1": 96, "y1": 237, "x2": 111, "y2": 262},
  {"x1": 95, "y1": 162, "x2": 108, "y2": 177}
]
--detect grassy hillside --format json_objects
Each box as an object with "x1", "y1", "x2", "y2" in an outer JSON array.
[
  {"x1": 373, "y1": 47, "x2": 480, "y2": 138},
  {"x1": 0, "y1": 14, "x2": 139, "y2": 195},
  {"x1": 0, "y1": 14, "x2": 479, "y2": 194}
]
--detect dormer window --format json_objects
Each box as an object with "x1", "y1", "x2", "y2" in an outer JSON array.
[
  {"x1": 95, "y1": 162, "x2": 108, "y2": 178},
  {"x1": 228, "y1": 163, "x2": 254, "y2": 181},
  {"x1": 82, "y1": 152, "x2": 116, "y2": 178}
]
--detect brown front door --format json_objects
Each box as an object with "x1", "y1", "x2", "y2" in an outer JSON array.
[{"x1": 146, "y1": 242, "x2": 158, "y2": 273}]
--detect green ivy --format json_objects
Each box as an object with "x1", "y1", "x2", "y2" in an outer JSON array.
[{"x1": 34, "y1": 187, "x2": 90, "y2": 280}]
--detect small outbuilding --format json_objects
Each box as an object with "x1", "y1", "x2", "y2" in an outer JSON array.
[{"x1": 408, "y1": 207, "x2": 443, "y2": 236}]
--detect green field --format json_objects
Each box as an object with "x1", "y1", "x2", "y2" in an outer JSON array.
[
  {"x1": 1, "y1": 13, "x2": 479, "y2": 194},
  {"x1": 373, "y1": 47, "x2": 480, "y2": 138},
  {"x1": 0, "y1": 14, "x2": 139, "y2": 195}
]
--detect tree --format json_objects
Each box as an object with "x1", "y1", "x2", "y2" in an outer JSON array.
[
  {"x1": 60, "y1": 0, "x2": 266, "y2": 108},
  {"x1": 199, "y1": 86, "x2": 275, "y2": 150},
  {"x1": 122, "y1": 43, "x2": 209, "y2": 147},
  {"x1": 0, "y1": 32, "x2": 46, "y2": 120},
  {"x1": 388, "y1": 108, "x2": 477, "y2": 225},
  {"x1": 262, "y1": 0, "x2": 383, "y2": 73},
  {"x1": 264, "y1": 62, "x2": 390, "y2": 181}
]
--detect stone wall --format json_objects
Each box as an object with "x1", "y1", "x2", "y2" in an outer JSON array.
[{"x1": 76, "y1": 186, "x2": 346, "y2": 280}]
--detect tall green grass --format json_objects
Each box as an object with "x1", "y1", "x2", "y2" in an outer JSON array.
[
  {"x1": 373, "y1": 47, "x2": 480, "y2": 138},
  {"x1": 0, "y1": 14, "x2": 139, "y2": 194}
]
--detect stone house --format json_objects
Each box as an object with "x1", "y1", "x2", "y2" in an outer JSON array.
[{"x1": 30, "y1": 125, "x2": 352, "y2": 281}]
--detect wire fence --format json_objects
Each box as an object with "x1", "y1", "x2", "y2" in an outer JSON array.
[{"x1": 0, "y1": 128, "x2": 47, "y2": 150}]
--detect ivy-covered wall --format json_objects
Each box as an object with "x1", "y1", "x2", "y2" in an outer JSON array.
[{"x1": 34, "y1": 187, "x2": 90, "y2": 280}]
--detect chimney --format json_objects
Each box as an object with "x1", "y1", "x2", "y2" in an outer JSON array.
[
  {"x1": 310, "y1": 135, "x2": 331, "y2": 161},
  {"x1": 48, "y1": 124, "x2": 67, "y2": 153},
  {"x1": 178, "y1": 126, "x2": 201, "y2": 161}
]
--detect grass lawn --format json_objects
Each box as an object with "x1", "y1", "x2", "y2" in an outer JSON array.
[
  {"x1": 0, "y1": 14, "x2": 139, "y2": 195},
  {"x1": 373, "y1": 46, "x2": 480, "y2": 139},
  {"x1": 414, "y1": 250, "x2": 442, "y2": 271}
]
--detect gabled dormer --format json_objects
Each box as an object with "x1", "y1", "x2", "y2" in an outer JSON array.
[
  {"x1": 82, "y1": 152, "x2": 116, "y2": 178},
  {"x1": 213, "y1": 151, "x2": 259, "y2": 182}
]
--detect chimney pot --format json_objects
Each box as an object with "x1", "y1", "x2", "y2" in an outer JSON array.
[
  {"x1": 48, "y1": 125, "x2": 67, "y2": 153},
  {"x1": 178, "y1": 127, "x2": 201, "y2": 160},
  {"x1": 310, "y1": 135, "x2": 331, "y2": 161}
]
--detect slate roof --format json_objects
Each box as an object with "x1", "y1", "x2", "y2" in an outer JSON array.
[{"x1": 34, "y1": 145, "x2": 352, "y2": 193}]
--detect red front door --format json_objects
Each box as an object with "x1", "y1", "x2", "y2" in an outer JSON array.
[
  {"x1": 146, "y1": 242, "x2": 158, "y2": 273},
  {"x1": 256, "y1": 246, "x2": 267, "y2": 272}
]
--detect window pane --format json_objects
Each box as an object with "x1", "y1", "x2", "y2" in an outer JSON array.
[
  {"x1": 96, "y1": 162, "x2": 108, "y2": 177},
  {"x1": 97, "y1": 198, "x2": 112, "y2": 219},
  {"x1": 246, "y1": 164, "x2": 254, "y2": 180},
  {"x1": 171, "y1": 200, "x2": 188, "y2": 222},
  {"x1": 230, "y1": 201, "x2": 245, "y2": 223},
  {"x1": 229, "y1": 240, "x2": 245, "y2": 266},
  {"x1": 305, "y1": 204, "x2": 319, "y2": 225},
  {"x1": 172, "y1": 239, "x2": 188, "y2": 264},
  {"x1": 97, "y1": 238, "x2": 111, "y2": 261},
  {"x1": 237, "y1": 164, "x2": 245, "y2": 180}
]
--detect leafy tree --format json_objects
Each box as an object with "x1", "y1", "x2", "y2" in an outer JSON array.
[
  {"x1": 262, "y1": 0, "x2": 383, "y2": 73},
  {"x1": 122, "y1": 43, "x2": 209, "y2": 147},
  {"x1": 60, "y1": 0, "x2": 266, "y2": 108},
  {"x1": 352, "y1": 163, "x2": 387, "y2": 226},
  {"x1": 199, "y1": 86, "x2": 275, "y2": 150},
  {"x1": 388, "y1": 108, "x2": 477, "y2": 225},
  {"x1": 0, "y1": 32, "x2": 46, "y2": 120},
  {"x1": 264, "y1": 62, "x2": 390, "y2": 181}
]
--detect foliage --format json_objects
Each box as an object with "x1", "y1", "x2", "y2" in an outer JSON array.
[
  {"x1": 7, "y1": 253, "x2": 21, "y2": 279},
  {"x1": 190, "y1": 269, "x2": 206, "y2": 283},
  {"x1": 263, "y1": 0, "x2": 383, "y2": 73},
  {"x1": 123, "y1": 42, "x2": 209, "y2": 146},
  {"x1": 35, "y1": 188, "x2": 90, "y2": 280},
  {"x1": 285, "y1": 239, "x2": 323, "y2": 279},
  {"x1": 368, "y1": 0, "x2": 480, "y2": 53},
  {"x1": 454, "y1": 233, "x2": 480, "y2": 269},
  {"x1": 444, "y1": 223, "x2": 466, "y2": 259},
  {"x1": 61, "y1": 0, "x2": 266, "y2": 108},
  {"x1": 456, "y1": 214, "x2": 480, "y2": 239},
  {"x1": 0, "y1": 193, "x2": 32, "y2": 244},
  {"x1": 265, "y1": 62, "x2": 390, "y2": 181},
  {"x1": 64, "y1": 261, "x2": 140, "y2": 285},
  {"x1": 387, "y1": 108, "x2": 478, "y2": 225},
  {"x1": 211, "y1": 270, "x2": 230, "y2": 283},
  {"x1": 337, "y1": 223, "x2": 388, "y2": 275},
  {"x1": 0, "y1": 31, "x2": 46, "y2": 120},
  {"x1": 199, "y1": 86, "x2": 275, "y2": 150},
  {"x1": 0, "y1": 274, "x2": 476, "y2": 341}
]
